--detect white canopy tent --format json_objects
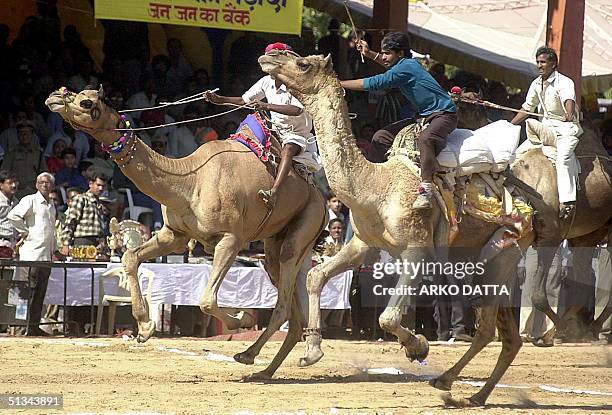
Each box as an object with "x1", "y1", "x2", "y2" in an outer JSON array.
[{"x1": 306, "y1": 0, "x2": 612, "y2": 93}]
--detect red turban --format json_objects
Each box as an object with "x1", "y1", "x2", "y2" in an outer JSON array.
[{"x1": 265, "y1": 42, "x2": 293, "y2": 54}]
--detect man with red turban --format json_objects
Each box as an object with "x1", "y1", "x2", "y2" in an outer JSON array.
[{"x1": 205, "y1": 43, "x2": 320, "y2": 207}]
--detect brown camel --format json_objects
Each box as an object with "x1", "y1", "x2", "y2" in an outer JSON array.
[
  {"x1": 45, "y1": 87, "x2": 327, "y2": 379},
  {"x1": 457, "y1": 97, "x2": 612, "y2": 340},
  {"x1": 258, "y1": 51, "x2": 542, "y2": 406}
]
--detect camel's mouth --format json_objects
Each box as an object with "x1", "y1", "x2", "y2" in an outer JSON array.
[
  {"x1": 45, "y1": 93, "x2": 66, "y2": 113},
  {"x1": 258, "y1": 55, "x2": 281, "y2": 75}
]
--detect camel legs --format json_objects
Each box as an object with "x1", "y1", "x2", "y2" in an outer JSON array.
[
  {"x1": 244, "y1": 290, "x2": 307, "y2": 380},
  {"x1": 530, "y1": 241, "x2": 564, "y2": 329},
  {"x1": 234, "y1": 235, "x2": 284, "y2": 365},
  {"x1": 378, "y1": 247, "x2": 430, "y2": 362},
  {"x1": 430, "y1": 304, "x2": 499, "y2": 392},
  {"x1": 199, "y1": 233, "x2": 252, "y2": 330},
  {"x1": 122, "y1": 226, "x2": 190, "y2": 342},
  {"x1": 299, "y1": 235, "x2": 371, "y2": 367},
  {"x1": 235, "y1": 204, "x2": 322, "y2": 377},
  {"x1": 462, "y1": 306, "x2": 522, "y2": 406},
  {"x1": 432, "y1": 244, "x2": 522, "y2": 406}
]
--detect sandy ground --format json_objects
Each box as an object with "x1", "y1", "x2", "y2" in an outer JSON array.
[{"x1": 0, "y1": 335, "x2": 610, "y2": 415}]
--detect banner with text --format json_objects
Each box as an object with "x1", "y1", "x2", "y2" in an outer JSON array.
[{"x1": 94, "y1": 0, "x2": 303, "y2": 35}]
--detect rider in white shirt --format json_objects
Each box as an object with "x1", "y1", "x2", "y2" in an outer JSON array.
[
  {"x1": 204, "y1": 42, "x2": 320, "y2": 207},
  {"x1": 512, "y1": 46, "x2": 582, "y2": 219}
]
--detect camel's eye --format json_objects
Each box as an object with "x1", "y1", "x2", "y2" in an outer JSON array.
[
  {"x1": 296, "y1": 60, "x2": 311, "y2": 71},
  {"x1": 79, "y1": 99, "x2": 93, "y2": 109}
]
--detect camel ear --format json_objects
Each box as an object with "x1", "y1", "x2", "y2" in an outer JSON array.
[
  {"x1": 323, "y1": 54, "x2": 333, "y2": 70},
  {"x1": 98, "y1": 84, "x2": 105, "y2": 100}
]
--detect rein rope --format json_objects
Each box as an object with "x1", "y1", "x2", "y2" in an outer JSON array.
[{"x1": 452, "y1": 93, "x2": 566, "y2": 122}]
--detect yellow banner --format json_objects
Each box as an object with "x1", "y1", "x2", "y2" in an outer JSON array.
[{"x1": 94, "y1": 0, "x2": 303, "y2": 35}]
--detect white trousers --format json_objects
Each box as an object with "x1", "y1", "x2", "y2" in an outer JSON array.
[{"x1": 544, "y1": 120, "x2": 582, "y2": 203}]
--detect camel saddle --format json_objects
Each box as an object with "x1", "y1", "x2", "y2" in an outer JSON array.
[{"x1": 228, "y1": 112, "x2": 315, "y2": 184}]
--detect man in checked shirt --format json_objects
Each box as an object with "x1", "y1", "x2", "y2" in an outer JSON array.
[{"x1": 60, "y1": 174, "x2": 108, "y2": 255}]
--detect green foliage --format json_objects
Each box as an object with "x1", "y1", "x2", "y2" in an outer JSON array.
[{"x1": 302, "y1": 6, "x2": 351, "y2": 43}]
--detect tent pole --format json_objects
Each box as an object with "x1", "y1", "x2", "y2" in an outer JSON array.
[{"x1": 546, "y1": 0, "x2": 585, "y2": 99}]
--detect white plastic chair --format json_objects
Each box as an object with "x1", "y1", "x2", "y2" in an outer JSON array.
[
  {"x1": 95, "y1": 267, "x2": 155, "y2": 335},
  {"x1": 118, "y1": 188, "x2": 153, "y2": 222}
]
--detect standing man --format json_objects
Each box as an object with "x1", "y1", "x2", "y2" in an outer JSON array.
[
  {"x1": 60, "y1": 174, "x2": 108, "y2": 253},
  {"x1": 511, "y1": 46, "x2": 582, "y2": 219},
  {"x1": 340, "y1": 32, "x2": 457, "y2": 209},
  {"x1": 0, "y1": 170, "x2": 19, "y2": 254},
  {"x1": 7, "y1": 173, "x2": 57, "y2": 336},
  {"x1": 204, "y1": 42, "x2": 321, "y2": 208}
]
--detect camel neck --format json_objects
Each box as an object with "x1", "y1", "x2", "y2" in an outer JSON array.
[
  {"x1": 300, "y1": 84, "x2": 372, "y2": 205},
  {"x1": 115, "y1": 138, "x2": 195, "y2": 210}
]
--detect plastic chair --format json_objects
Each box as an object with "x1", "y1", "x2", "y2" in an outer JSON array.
[
  {"x1": 117, "y1": 188, "x2": 153, "y2": 222},
  {"x1": 95, "y1": 267, "x2": 155, "y2": 335}
]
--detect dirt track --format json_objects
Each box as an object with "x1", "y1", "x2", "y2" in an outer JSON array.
[{"x1": 1, "y1": 336, "x2": 610, "y2": 414}]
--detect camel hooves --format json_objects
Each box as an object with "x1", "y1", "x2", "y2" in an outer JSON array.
[
  {"x1": 241, "y1": 370, "x2": 271, "y2": 382},
  {"x1": 136, "y1": 320, "x2": 156, "y2": 343},
  {"x1": 298, "y1": 349, "x2": 324, "y2": 367},
  {"x1": 234, "y1": 352, "x2": 255, "y2": 365},
  {"x1": 406, "y1": 334, "x2": 429, "y2": 362},
  {"x1": 440, "y1": 392, "x2": 483, "y2": 408},
  {"x1": 429, "y1": 377, "x2": 452, "y2": 391}
]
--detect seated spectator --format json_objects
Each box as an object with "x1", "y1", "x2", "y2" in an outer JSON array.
[
  {"x1": 44, "y1": 123, "x2": 90, "y2": 164},
  {"x1": 126, "y1": 72, "x2": 158, "y2": 122},
  {"x1": 326, "y1": 192, "x2": 345, "y2": 226},
  {"x1": 167, "y1": 104, "x2": 199, "y2": 158},
  {"x1": 195, "y1": 68, "x2": 210, "y2": 92},
  {"x1": 139, "y1": 97, "x2": 177, "y2": 146},
  {"x1": 169, "y1": 76, "x2": 205, "y2": 120},
  {"x1": 54, "y1": 148, "x2": 88, "y2": 191},
  {"x1": 21, "y1": 92, "x2": 50, "y2": 140},
  {"x1": 46, "y1": 138, "x2": 66, "y2": 173},
  {"x1": 0, "y1": 108, "x2": 41, "y2": 153},
  {"x1": 1, "y1": 121, "x2": 47, "y2": 198},
  {"x1": 165, "y1": 38, "x2": 194, "y2": 98}
]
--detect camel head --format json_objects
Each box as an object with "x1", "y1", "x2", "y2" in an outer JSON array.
[
  {"x1": 45, "y1": 86, "x2": 119, "y2": 143},
  {"x1": 258, "y1": 51, "x2": 337, "y2": 97},
  {"x1": 453, "y1": 91, "x2": 490, "y2": 129}
]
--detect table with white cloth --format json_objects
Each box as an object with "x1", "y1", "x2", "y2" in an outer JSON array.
[{"x1": 44, "y1": 262, "x2": 353, "y2": 310}]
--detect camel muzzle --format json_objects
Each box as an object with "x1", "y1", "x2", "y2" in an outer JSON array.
[{"x1": 45, "y1": 93, "x2": 66, "y2": 113}]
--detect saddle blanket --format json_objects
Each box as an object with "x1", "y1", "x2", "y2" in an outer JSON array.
[{"x1": 228, "y1": 112, "x2": 272, "y2": 162}]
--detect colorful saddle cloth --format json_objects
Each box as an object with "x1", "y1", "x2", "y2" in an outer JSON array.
[{"x1": 228, "y1": 112, "x2": 272, "y2": 162}]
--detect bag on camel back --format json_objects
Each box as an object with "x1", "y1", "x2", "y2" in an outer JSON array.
[{"x1": 437, "y1": 120, "x2": 521, "y2": 176}]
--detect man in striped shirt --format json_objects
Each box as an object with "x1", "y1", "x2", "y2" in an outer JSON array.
[{"x1": 60, "y1": 174, "x2": 108, "y2": 254}]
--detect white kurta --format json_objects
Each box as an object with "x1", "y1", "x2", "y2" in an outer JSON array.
[
  {"x1": 522, "y1": 71, "x2": 582, "y2": 203},
  {"x1": 7, "y1": 191, "x2": 56, "y2": 261},
  {"x1": 242, "y1": 76, "x2": 321, "y2": 172}
]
